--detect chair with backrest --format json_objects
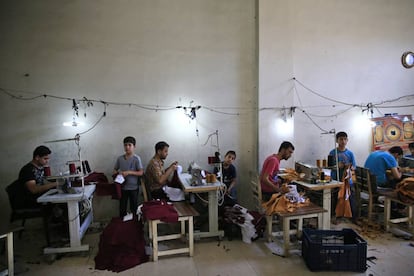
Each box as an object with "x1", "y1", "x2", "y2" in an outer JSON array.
[
  {"x1": 5, "y1": 180, "x2": 50, "y2": 245},
  {"x1": 250, "y1": 174, "x2": 277, "y2": 242},
  {"x1": 141, "y1": 175, "x2": 152, "y2": 202},
  {"x1": 354, "y1": 166, "x2": 383, "y2": 223}
]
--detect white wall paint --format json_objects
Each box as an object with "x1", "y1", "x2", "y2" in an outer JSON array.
[
  {"x1": 259, "y1": 0, "x2": 414, "y2": 173},
  {"x1": 0, "y1": 0, "x2": 257, "y2": 219},
  {"x1": 1, "y1": 0, "x2": 413, "y2": 221}
]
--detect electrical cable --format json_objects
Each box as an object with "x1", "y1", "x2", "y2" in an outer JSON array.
[
  {"x1": 77, "y1": 103, "x2": 107, "y2": 136},
  {"x1": 217, "y1": 183, "x2": 227, "y2": 207},
  {"x1": 294, "y1": 78, "x2": 361, "y2": 106}
]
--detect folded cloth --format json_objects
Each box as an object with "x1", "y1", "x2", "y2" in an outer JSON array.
[
  {"x1": 141, "y1": 200, "x2": 178, "y2": 223},
  {"x1": 164, "y1": 186, "x2": 185, "y2": 201}
]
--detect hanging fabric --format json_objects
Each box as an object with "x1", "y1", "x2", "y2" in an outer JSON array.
[{"x1": 335, "y1": 165, "x2": 352, "y2": 218}]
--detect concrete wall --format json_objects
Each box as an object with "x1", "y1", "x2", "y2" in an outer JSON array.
[
  {"x1": 0, "y1": 0, "x2": 257, "y2": 220},
  {"x1": 258, "y1": 0, "x2": 414, "y2": 170},
  {"x1": 1, "y1": 0, "x2": 414, "y2": 221}
]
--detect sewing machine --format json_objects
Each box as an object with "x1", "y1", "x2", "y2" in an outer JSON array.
[{"x1": 295, "y1": 162, "x2": 319, "y2": 183}]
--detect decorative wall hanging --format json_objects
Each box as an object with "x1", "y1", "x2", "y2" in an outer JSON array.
[{"x1": 371, "y1": 114, "x2": 413, "y2": 151}]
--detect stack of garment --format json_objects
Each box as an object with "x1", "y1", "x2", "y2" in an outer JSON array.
[
  {"x1": 140, "y1": 199, "x2": 179, "y2": 223},
  {"x1": 281, "y1": 168, "x2": 304, "y2": 183},
  {"x1": 223, "y1": 204, "x2": 264, "y2": 243},
  {"x1": 262, "y1": 184, "x2": 310, "y2": 215},
  {"x1": 397, "y1": 177, "x2": 414, "y2": 204}
]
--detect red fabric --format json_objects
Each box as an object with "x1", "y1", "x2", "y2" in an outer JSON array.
[
  {"x1": 84, "y1": 172, "x2": 109, "y2": 184},
  {"x1": 72, "y1": 172, "x2": 121, "y2": 199},
  {"x1": 113, "y1": 183, "x2": 122, "y2": 200},
  {"x1": 141, "y1": 200, "x2": 178, "y2": 223},
  {"x1": 94, "y1": 217, "x2": 149, "y2": 272},
  {"x1": 168, "y1": 170, "x2": 182, "y2": 189}
]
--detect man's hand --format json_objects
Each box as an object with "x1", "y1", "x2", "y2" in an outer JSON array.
[{"x1": 169, "y1": 161, "x2": 178, "y2": 171}]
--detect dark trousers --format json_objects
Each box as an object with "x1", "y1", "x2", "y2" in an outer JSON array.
[
  {"x1": 120, "y1": 189, "x2": 139, "y2": 217},
  {"x1": 150, "y1": 188, "x2": 168, "y2": 200}
]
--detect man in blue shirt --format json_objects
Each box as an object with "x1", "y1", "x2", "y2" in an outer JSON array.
[
  {"x1": 364, "y1": 146, "x2": 403, "y2": 189},
  {"x1": 400, "y1": 142, "x2": 414, "y2": 169}
]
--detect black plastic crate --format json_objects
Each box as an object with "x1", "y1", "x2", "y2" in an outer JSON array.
[{"x1": 302, "y1": 228, "x2": 367, "y2": 272}]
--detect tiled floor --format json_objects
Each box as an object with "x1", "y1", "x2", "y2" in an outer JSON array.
[{"x1": 2, "y1": 218, "x2": 414, "y2": 276}]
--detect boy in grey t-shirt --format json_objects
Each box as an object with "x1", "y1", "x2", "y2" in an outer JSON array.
[{"x1": 113, "y1": 136, "x2": 144, "y2": 217}]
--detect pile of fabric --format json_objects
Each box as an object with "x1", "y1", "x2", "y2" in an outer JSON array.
[
  {"x1": 139, "y1": 199, "x2": 179, "y2": 223},
  {"x1": 223, "y1": 204, "x2": 264, "y2": 243},
  {"x1": 262, "y1": 184, "x2": 310, "y2": 215},
  {"x1": 94, "y1": 217, "x2": 148, "y2": 272},
  {"x1": 281, "y1": 168, "x2": 304, "y2": 183},
  {"x1": 396, "y1": 177, "x2": 414, "y2": 204}
]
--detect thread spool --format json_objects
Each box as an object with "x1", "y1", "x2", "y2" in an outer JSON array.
[
  {"x1": 69, "y1": 163, "x2": 76, "y2": 174},
  {"x1": 82, "y1": 161, "x2": 86, "y2": 174},
  {"x1": 84, "y1": 160, "x2": 91, "y2": 173},
  {"x1": 316, "y1": 159, "x2": 323, "y2": 168},
  {"x1": 44, "y1": 166, "x2": 51, "y2": 177},
  {"x1": 328, "y1": 155, "x2": 335, "y2": 167}
]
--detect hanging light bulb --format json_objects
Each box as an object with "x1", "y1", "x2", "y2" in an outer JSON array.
[{"x1": 63, "y1": 99, "x2": 83, "y2": 126}]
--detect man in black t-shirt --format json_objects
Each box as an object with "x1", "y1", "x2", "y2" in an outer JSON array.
[{"x1": 16, "y1": 145, "x2": 57, "y2": 208}]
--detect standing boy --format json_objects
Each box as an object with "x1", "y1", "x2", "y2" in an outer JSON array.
[
  {"x1": 328, "y1": 131, "x2": 357, "y2": 220},
  {"x1": 113, "y1": 136, "x2": 144, "y2": 217},
  {"x1": 328, "y1": 132, "x2": 356, "y2": 181}
]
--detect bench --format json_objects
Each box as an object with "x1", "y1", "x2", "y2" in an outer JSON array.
[
  {"x1": 270, "y1": 203, "x2": 326, "y2": 257},
  {"x1": 378, "y1": 190, "x2": 414, "y2": 234},
  {"x1": 148, "y1": 201, "x2": 199, "y2": 261},
  {"x1": 0, "y1": 224, "x2": 23, "y2": 276}
]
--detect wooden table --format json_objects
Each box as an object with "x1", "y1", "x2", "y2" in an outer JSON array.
[
  {"x1": 292, "y1": 180, "x2": 343, "y2": 229},
  {"x1": 0, "y1": 224, "x2": 23, "y2": 276},
  {"x1": 37, "y1": 185, "x2": 95, "y2": 254},
  {"x1": 177, "y1": 173, "x2": 224, "y2": 239},
  {"x1": 379, "y1": 190, "x2": 414, "y2": 235},
  {"x1": 274, "y1": 202, "x2": 326, "y2": 257}
]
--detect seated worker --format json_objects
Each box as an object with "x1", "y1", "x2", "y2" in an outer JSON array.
[
  {"x1": 260, "y1": 141, "x2": 295, "y2": 201},
  {"x1": 364, "y1": 146, "x2": 403, "y2": 189},
  {"x1": 113, "y1": 136, "x2": 144, "y2": 217},
  {"x1": 400, "y1": 142, "x2": 414, "y2": 172},
  {"x1": 214, "y1": 150, "x2": 237, "y2": 204},
  {"x1": 14, "y1": 145, "x2": 57, "y2": 208},
  {"x1": 214, "y1": 150, "x2": 238, "y2": 240},
  {"x1": 145, "y1": 141, "x2": 178, "y2": 199}
]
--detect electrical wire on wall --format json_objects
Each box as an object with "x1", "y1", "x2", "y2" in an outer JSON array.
[{"x1": 2, "y1": 77, "x2": 414, "y2": 137}]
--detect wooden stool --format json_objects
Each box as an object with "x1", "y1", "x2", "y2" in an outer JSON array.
[
  {"x1": 149, "y1": 202, "x2": 199, "y2": 261},
  {"x1": 0, "y1": 224, "x2": 23, "y2": 276},
  {"x1": 270, "y1": 203, "x2": 326, "y2": 257},
  {"x1": 380, "y1": 190, "x2": 414, "y2": 234}
]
